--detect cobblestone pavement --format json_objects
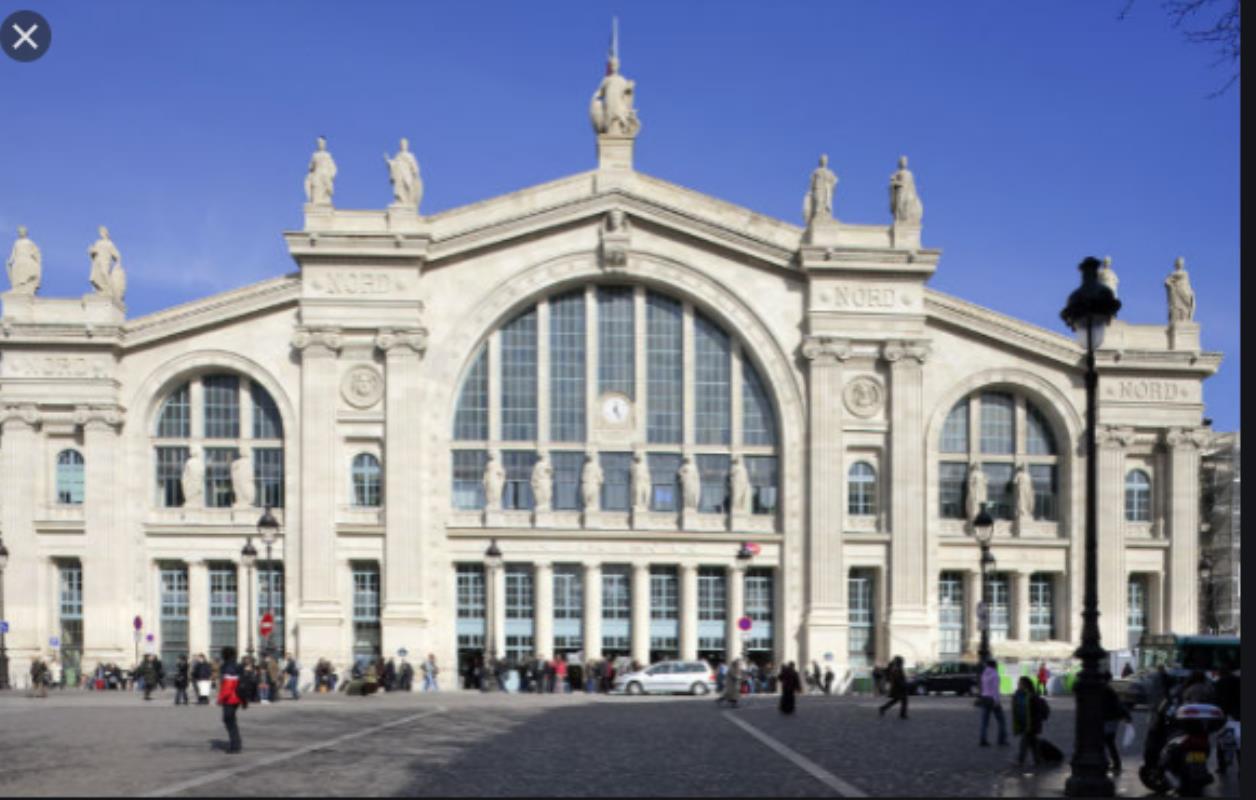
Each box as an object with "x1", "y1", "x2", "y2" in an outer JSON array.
[{"x1": 0, "y1": 689, "x2": 1241, "y2": 797}]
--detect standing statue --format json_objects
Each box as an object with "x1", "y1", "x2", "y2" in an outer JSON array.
[
  {"x1": 631, "y1": 451, "x2": 651, "y2": 511},
  {"x1": 181, "y1": 451, "x2": 204, "y2": 508},
  {"x1": 384, "y1": 137, "x2": 422, "y2": 210},
  {"x1": 5, "y1": 226, "x2": 41, "y2": 295},
  {"x1": 589, "y1": 49, "x2": 640, "y2": 136},
  {"x1": 230, "y1": 452, "x2": 255, "y2": 509},
  {"x1": 531, "y1": 452, "x2": 553, "y2": 512},
  {"x1": 580, "y1": 453, "x2": 604, "y2": 512},
  {"x1": 1097, "y1": 256, "x2": 1119, "y2": 297},
  {"x1": 1013, "y1": 464, "x2": 1035, "y2": 523},
  {"x1": 304, "y1": 136, "x2": 337, "y2": 205},
  {"x1": 729, "y1": 455, "x2": 750, "y2": 515},
  {"x1": 1165, "y1": 257, "x2": 1196, "y2": 323},
  {"x1": 802, "y1": 154, "x2": 838, "y2": 226},
  {"x1": 965, "y1": 463, "x2": 987, "y2": 523},
  {"x1": 88, "y1": 226, "x2": 126, "y2": 303},
  {"x1": 888, "y1": 156, "x2": 923, "y2": 224},
  {"x1": 678, "y1": 456, "x2": 700, "y2": 511},
  {"x1": 483, "y1": 451, "x2": 505, "y2": 511}
]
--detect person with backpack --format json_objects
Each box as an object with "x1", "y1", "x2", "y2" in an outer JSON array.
[
  {"x1": 878, "y1": 656, "x2": 909, "y2": 719},
  {"x1": 217, "y1": 646, "x2": 245, "y2": 754},
  {"x1": 1011, "y1": 676, "x2": 1050, "y2": 768},
  {"x1": 977, "y1": 659, "x2": 1009, "y2": 747},
  {"x1": 1100, "y1": 671, "x2": 1133, "y2": 773}
]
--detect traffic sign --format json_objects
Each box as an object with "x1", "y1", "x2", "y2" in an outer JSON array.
[
  {"x1": 824, "y1": 652, "x2": 834, "y2": 662},
  {"x1": 49, "y1": 636, "x2": 60, "y2": 649},
  {"x1": 133, "y1": 615, "x2": 143, "y2": 631},
  {"x1": 746, "y1": 542, "x2": 761, "y2": 557},
  {"x1": 0, "y1": 620, "x2": 8, "y2": 634},
  {"x1": 259, "y1": 612, "x2": 275, "y2": 637},
  {"x1": 737, "y1": 616, "x2": 753, "y2": 632}
]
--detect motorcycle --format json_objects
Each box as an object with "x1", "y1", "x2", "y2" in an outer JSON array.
[
  {"x1": 1216, "y1": 718, "x2": 1240, "y2": 774},
  {"x1": 1140, "y1": 702, "x2": 1227, "y2": 796}
]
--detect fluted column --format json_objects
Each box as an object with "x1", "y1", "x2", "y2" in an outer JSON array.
[
  {"x1": 0, "y1": 406, "x2": 40, "y2": 675},
  {"x1": 1096, "y1": 425, "x2": 1133, "y2": 646},
  {"x1": 188, "y1": 561, "x2": 210, "y2": 659},
  {"x1": 1166, "y1": 428, "x2": 1208, "y2": 633},
  {"x1": 534, "y1": 562, "x2": 554, "y2": 659},
  {"x1": 583, "y1": 563, "x2": 602, "y2": 660},
  {"x1": 727, "y1": 564, "x2": 746, "y2": 662},
  {"x1": 631, "y1": 563, "x2": 650, "y2": 665},
  {"x1": 1147, "y1": 572, "x2": 1165, "y2": 636},
  {"x1": 78, "y1": 406, "x2": 125, "y2": 661},
  {"x1": 679, "y1": 564, "x2": 699, "y2": 660},
  {"x1": 486, "y1": 561, "x2": 506, "y2": 659},
  {"x1": 1015, "y1": 571, "x2": 1032, "y2": 642}
]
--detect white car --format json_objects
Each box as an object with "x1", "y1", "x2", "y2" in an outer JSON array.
[{"x1": 613, "y1": 660, "x2": 717, "y2": 696}]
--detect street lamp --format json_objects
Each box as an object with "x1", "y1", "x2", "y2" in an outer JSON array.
[
  {"x1": 482, "y1": 539, "x2": 502, "y2": 691},
  {"x1": 257, "y1": 507, "x2": 279, "y2": 659},
  {"x1": 241, "y1": 538, "x2": 258, "y2": 661},
  {"x1": 1199, "y1": 557, "x2": 1215, "y2": 634},
  {"x1": 972, "y1": 504, "x2": 995, "y2": 666},
  {"x1": 1060, "y1": 255, "x2": 1121, "y2": 798},
  {"x1": 0, "y1": 536, "x2": 10, "y2": 691},
  {"x1": 736, "y1": 542, "x2": 754, "y2": 662}
]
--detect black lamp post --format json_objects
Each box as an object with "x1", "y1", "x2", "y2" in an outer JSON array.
[
  {"x1": 972, "y1": 505, "x2": 995, "y2": 666},
  {"x1": 1060, "y1": 256, "x2": 1121, "y2": 797},
  {"x1": 241, "y1": 538, "x2": 258, "y2": 661},
  {"x1": 736, "y1": 542, "x2": 754, "y2": 662},
  {"x1": 0, "y1": 536, "x2": 10, "y2": 691},
  {"x1": 257, "y1": 507, "x2": 279, "y2": 659},
  {"x1": 483, "y1": 538, "x2": 502, "y2": 691}
]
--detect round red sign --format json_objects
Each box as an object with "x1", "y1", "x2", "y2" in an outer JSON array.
[
  {"x1": 259, "y1": 612, "x2": 275, "y2": 637},
  {"x1": 747, "y1": 542, "x2": 762, "y2": 557},
  {"x1": 737, "y1": 616, "x2": 753, "y2": 632}
]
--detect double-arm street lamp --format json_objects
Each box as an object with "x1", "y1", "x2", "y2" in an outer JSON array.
[
  {"x1": 241, "y1": 537, "x2": 258, "y2": 661},
  {"x1": 972, "y1": 505, "x2": 995, "y2": 666},
  {"x1": 257, "y1": 507, "x2": 280, "y2": 659},
  {"x1": 1061, "y1": 256, "x2": 1121, "y2": 798},
  {"x1": 0, "y1": 536, "x2": 10, "y2": 690}
]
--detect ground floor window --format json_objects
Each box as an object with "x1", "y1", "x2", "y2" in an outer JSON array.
[
  {"x1": 1028, "y1": 573, "x2": 1054, "y2": 641},
  {"x1": 1127, "y1": 575, "x2": 1147, "y2": 650},
  {"x1": 209, "y1": 564, "x2": 238, "y2": 654},
  {"x1": 257, "y1": 563, "x2": 284, "y2": 656},
  {"x1": 352, "y1": 563, "x2": 381, "y2": 662},
  {"x1": 553, "y1": 565, "x2": 583, "y2": 655},
  {"x1": 744, "y1": 568, "x2": 774, "y2": 654},
  {"x1": 849, "y1": 570, "x2": 875, "y2": 667},
  {"x1": 455, "y1": 564, "x2": 487, "y2": 669},
  {"x1": 985, "y1": 573, "x2": 1010, "y2": 642},
  {"x1": 159, "y1": 564, "x2": 189, "y2": 665},
  {"x1": 938, "y1": 571, "x2": 965, "y2": 658},
  {"x1": 601, "y1": 566, "x2": 631, "y2": 655},
  {"x1": 650, "y1": 567, "x2": 679, "y2": 659},
  {"x1": 697, "y1": 567, "x2": 726, "y2": 653},
  {"x1": 58, "y1": 561, "x2": 83, "y2": 684},
  {"x1": 504, "y1": 565, "x2": 534, "y2": 660}
]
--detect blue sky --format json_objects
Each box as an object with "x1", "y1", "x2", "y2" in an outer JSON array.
[{"x1": 0, "y1": 1, "x2": 1239, "y2": 429}]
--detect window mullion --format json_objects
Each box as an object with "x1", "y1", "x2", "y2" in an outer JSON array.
[
  {"x1": 536, "y1": 298, "x2": 550, "y2": 445},
  {"x1": 488, "y1": 331, "x2": 502, "y2": 444},
  {"x1": 682, "y1": 301, "x2": 695, "y2": 448}
]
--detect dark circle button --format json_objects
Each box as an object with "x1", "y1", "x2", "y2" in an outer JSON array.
[{"x1": 3, "y1": 10, "x2": 52, "y2": 62}]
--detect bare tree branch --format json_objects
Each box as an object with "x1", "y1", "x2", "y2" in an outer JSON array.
[{"x1": 1116, "y1": 0, "x2": 1240, "y2": 96}]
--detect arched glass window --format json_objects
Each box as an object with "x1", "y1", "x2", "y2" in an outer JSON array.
[
  {"x1": 352, "y1": 453, "x2": 382, "y2": 508},
  {"x1": 1025, "y1": 404, "x2": 1057, "y2": 455},
  {"x1": 847, "y1": 462, "x2": 877, "y2": 517},
  {"x1": 1125, "y1": 469, "x2": 1152, "y2": 522},
  {"x1": 152, "y1": 374, "x2": 285, "y2": 508},
  {"x1": 56, "y1": 449, "x2": 85, "y2": 505}
]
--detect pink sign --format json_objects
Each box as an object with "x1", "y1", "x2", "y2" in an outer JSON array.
[{"x1": 737, "y1": 616, "x2": 753, "y2": 632}]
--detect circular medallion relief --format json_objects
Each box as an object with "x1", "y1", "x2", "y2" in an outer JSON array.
[
  {"x1": 843, "y1": 376, "x2": 884, "y2": 418},
  {"x1": 341, "y1": 365, "x2": 384, "y2": 409}
]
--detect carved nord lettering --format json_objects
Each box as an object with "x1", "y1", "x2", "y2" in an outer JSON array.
[
  {"x1": 3, "y1": 356, "x2": 108, "y2": 378},
  {"x1": 832, "y1": 285, "x2": 897, "y2": 309},
  {"x1": 311, "y1": 271, "x2": 400, "y2": 295},
  {"x1": 1115, "y1": 380, "x2": 1190, "y2": 402}
]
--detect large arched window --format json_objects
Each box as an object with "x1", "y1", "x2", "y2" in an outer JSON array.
[
  {"x1": 152, "y1": 374, "x2": 285, "y2": 508},
  {"x1": 56, "y1": 449, "x2": 85, "y2": 505},
  {"x1": 847, "y1": 462, "x2": 877, "y2": 517},
  {"x1": 1124, "y1": 470, "x2": 1152, "y2": 522},
  {"x1": 937, "y1": 391, "x2": 1060, "y2": 522},
  {"x1": 352, "y1": 454, "x2": 382, "y2": 508},
  {"x1": 451, "y1": 285, "x2": 780, "y2": 519}
]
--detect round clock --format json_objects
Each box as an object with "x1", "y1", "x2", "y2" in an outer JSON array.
[{"x1": 601, "y1": 394, "x2": 631, "y2": 424}]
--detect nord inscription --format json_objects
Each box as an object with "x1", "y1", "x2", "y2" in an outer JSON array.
[
  {"x1": 311, "y1": 271, "x2": 403, "y2": 295},
  {"x1": 1112, "y1": 380, "x2": 1192, "y2": 402},
  {"x1": 832, "y1": 285, "x2": 899, "y2": 309}
]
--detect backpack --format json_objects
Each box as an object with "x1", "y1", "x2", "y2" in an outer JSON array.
[
  {"x1": 1035, "y1": 695, "x2": 1050, "y2": 722},
  {"x1": 238, "y1": 670, "x2": 258, "y2": 702}
]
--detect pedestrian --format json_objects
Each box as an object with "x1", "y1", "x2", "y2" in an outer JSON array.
[
  {"x1": 1213, "y1": 661, "x2": 1240, "y2": 773},
  {"x1": 555, "y1": 656, "x2": 569, "y2": 693},
  {"x1": 217, "y1": 646, "x2": 245, "y2": 754},
  {"x1": 779, "y1": 661, "x2": 801, "y2": 715},
  {"x1": 878, "y1": 656, "x2": 908, "y2": 719},
  {"x1": 364, "y1": 660, "x2": 379, "y2": 696},
  {"x1": 1146, "y1": 663, "x2": 1169, "y2": 710},
  {"x1": 1036, "y1": 661, "x2": 1049, "y2": 695},
  {"x1": 140, "y1": 654, "x2": 158, "y2": 701},
  {"x1": 1120, "y1": 662, "x2": 1134, "y2": 679},
  {"x1": 823, "y1": 665, "x2": 834, "y2": 696},
  {"x1": 422, "y1": 653, "x2": 440, "y2": 691},
  {"x1": 193, "y1": 653, "x2": 213, "y2": 704},
  {"x1": 1011, "y1": 676, "x2": 1049, "y2": 768},
  {"x1": 1180, "y1": 670, "x2": 1214, "y2": 704},
  {"x1": 283, "y1": 653, "x2": 300, "y2": 700},
  {"x1": 267, "y1": 655, "x2": 282, "y2": 703},
  {"x1": 872, "y1": 663, "x2": 885, "y2": 696},
  {"x1": 1100, "y1": 671, "x2": 1132, "y2": 773},
  {"x1": 716, "y1": 661, "x2": 727, "y2": 694},
  {"x1": 49, "y1": 655, "x2": 62, "y2": 689},
  {"x1": 717, "y1": 659, "x2": 743, "y2": 708},
  {"x1": 28, "y1": 658, "x2": 48, "y2": 698},
  {"x1": 174, "y1": 655, "x2": 190, "y2": 705},
  {"x1": 399, "y1": 656, "x2": 414, "y2": 691},
  {"x1": 977, "y1": 659, "x2": 1009, "y2": 746}
]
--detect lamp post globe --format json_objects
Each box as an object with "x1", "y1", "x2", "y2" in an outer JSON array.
[
  {"x1": 1061, "y1": 256, "x2": 1120, "y2": 798},
  {"x1": 0, "y1": 537, "x2": 10, "y2": 691},
  {"x1": 241, "y1": 538, "x2": 257, "y2": 660}
]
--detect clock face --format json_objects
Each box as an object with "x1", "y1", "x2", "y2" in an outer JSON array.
[{"x1": 601, "y1": 394, "x2": 631, "y2": 424}]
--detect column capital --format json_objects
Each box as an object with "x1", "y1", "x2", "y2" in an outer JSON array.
[
  {"x1": 290, "y1": 326, "x2": 343, "y2": 356},
  {"x1": 0, "y1": 402, "x2": 41, "y2": 430},
  {"x1": 800, "y1": 335, "x2": 853, "y2": 363},
  {"x1": 74, "y1": 403, "x2": 125, "y2": 432},
  {"x1": 881, "y1": 339, "x2": 931, "y2": 365},
  {"x1": 1096, "y1": 424, "x2": 1136, "y2": 451},
  {"x1": 375, "y1": 327, "x2": 428, "y2": 357},
  {"x1": 1164, "y1": 426, "x2": 1211, "y2": 451}
]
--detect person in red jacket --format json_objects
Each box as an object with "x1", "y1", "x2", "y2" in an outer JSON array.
[{"x1": 217, "y1": 646, "x2": 245, "y2": 753}]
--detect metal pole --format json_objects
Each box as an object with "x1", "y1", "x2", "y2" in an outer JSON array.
[
  {"x1": 246, "y1": 562, "x2": 254, "y2": 660},
  {"x1": 978, "y1": 544, "x2": 990, "y2": 666},
  {"x1": 1065, "y1": 340, "x2": 1114, "y2": 796},
  {"x1": 265, "y1": 542, "x2": 273, "y2": 659},
  {"x1": 0, "y1": 568, "x2": 9, "y2": 691}
]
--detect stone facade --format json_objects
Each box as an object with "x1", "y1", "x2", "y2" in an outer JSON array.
[
  {"x1": 0, "y1": 59, "x2": 1222, "y2": 689},
  {"x1": 1200, "y1": 430, "x2": 1240, "y2": 635}
]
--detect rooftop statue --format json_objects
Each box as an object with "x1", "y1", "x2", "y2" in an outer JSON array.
[
  {"x1": 5, "y1": 225, "x2": 41, "y2": 295},
  {"x1": 889, "y1": 156, "x2": 923, "y2": 224},
  {"x1": 88, "y1": 226, "x2": 126, "y2": 304},
  {"x1": 1165, "y1": 257, "x2": 1196, "y2": 323},
  {"x1": 304, "y1": 136, "x2": 337, "y2": 206},
  {"x1": 803, "y1": 154, "x2": 837, "y2": 227},
  {"x1": 590, "y1": 22, "x2": 640, "y2": 137},
  {"x1": 384, "y1": 137, "x2": 422, "y2": 211}
]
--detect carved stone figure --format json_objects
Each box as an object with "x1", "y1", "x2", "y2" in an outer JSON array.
[
  {"x1": 1014, "y1": 464, "x2": 1035, "y2": 522},
  {"x1": 531, "y1": 452, "x2": 553, "y2": 511},
  {"x1": 384, "y1": 138, "x2": 422, "y2": 210},
  {"x1": 483, "y1": 451, "x2": 505, "y2": 511},
  {"x1": 729, "y1": 455, "x2": 750, "y2": 515},
  {"x1": 589, "y1": 55, "x2": 640, "y2": 136},
  {"x1": 5, "y1": 226, "x2": 41, "y2": 295},
  {"x1": 580, "y1": 453, "x2": 604, "y2": 511},
  {"x1": 181, "y1": 451, "x2": 204, "y2": 508},
  {"x1": 888, "y1": 156, "x2": 923, "y2": 224},
  {"x1": 803, "y1": 154, "x2": 838, "y2": 226},
  {"x1": 631, "y1": 451, "x2": 651, "y2": 511},
  {"x1": 1097, "y1": 256, "x2": 1119, "y2": 297},
  {"x1": 304, "y1": 136, "x2": 337, "y2": 205},
  {"x1": 231, "y1": 452, "x2": 255, "y2": 509},
  {"x1": 1165, "y1": 257, "x2": 1196, "y2": 323},
  {"x1": 965, "y1": 463, "x2": 987, "y2": 523},
  {"x1": 88, "y1": 226, "x2": 126, "y2": 303},
  {"x1": 678, "y1": 456, "x2": 700, "y2": 511}
]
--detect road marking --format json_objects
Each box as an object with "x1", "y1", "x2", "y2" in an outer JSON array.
[
  {"x1": 722, "y1": 711, "x2": 867, "y2": 797},
  {"x1": 141, "y1": 706, "x2": 446, "y2": 797}
]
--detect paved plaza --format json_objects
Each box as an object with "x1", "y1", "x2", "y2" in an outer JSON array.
[{"x1": 0, "y1": 689, "x2": 1241, "y2": 797}]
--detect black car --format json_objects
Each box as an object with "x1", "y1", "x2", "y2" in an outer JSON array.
[{"x1": 906, "y1": 661, "x2": 981, "y2": 696}]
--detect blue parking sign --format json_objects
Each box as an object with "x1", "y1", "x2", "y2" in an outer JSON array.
[
  {"x1": 49, "y1": 635, "x2": 60, "y2": 649},
  {"x1": 0, "y1": 620, "x2": 8, "y2": 634}
]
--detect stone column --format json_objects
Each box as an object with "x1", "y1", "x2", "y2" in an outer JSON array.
[
  {"x1": 1052, "y1": 572, "x2": 1070, "y2": 643},
  {"x1": 1147, "y1": 572, "x2": 1165, "y2": 636},
  {"x1": 679, "y1": 564, "x2": 699, "y2": 660},
  {"x1": 534, "y1": 562, "x2": 554, "y2": 660},
  {"x1": 0, "y1": 406, "x2": 40, "y2": 676},
  {"x1": 631, "y1": 563, "x2": 650, "y2": 665},
  {"x1": 188, "y1": 561, "x2": 210, "y2": 659},
  {"x1": 377, "y1": 329, "x2": 429, "y2": 660},
  {"x1": 1014, "y1": 571, "x2": 1032, "y2": 642},
  {"x1": 799, "y1": 336, "x2": 852, "y2": 665},
  {"x1": 290, "y1": 327, "x2": 344, "y2": 665},
  {"x1": 1165, "y1": 428, "x2": 1207, "y2": 633},
  {"x1": 583, "y1": 563, "x2": 602, "y2": 660},
  {"x1": 1096, "y1": 426, "x2": 1133, "y2": 646},
  {"x1": 79, "y1": 406, "x2": 125, "y2": 661},
  {"x1": 883, "y1": 340, "x2": 931, "y2": 664},
  {"x1": 486, "y1": 561, "x2": 506, "y2": 659},
  {"x1": 727, "y1": 564, "x2": 746, "y2": 662}
]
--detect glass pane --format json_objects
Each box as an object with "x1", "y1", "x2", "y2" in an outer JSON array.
[
  {"x1": 202, "y1": 375, "x2": 240, "y2": 439},
  {"x1": 502, "y1": 450, "x2": 537, "y2": 510},
  {"x1": 551, "y1": 451, "x2": 584, "y2": 511},
  {"x1": 157, "y1": 384, "x2": 191, "y2": 438},
  {"x1": 155, "y1": 446, "x2": 189, "y2": 507},
  {"x1": 204, "y1": 447, "x2": 239, "y2": 508},
  {"x1": 253, "y1": 447, "x2": 284, "y2": 509},
  {"x1": 940, "y1": 400, "x2": 969, "y2": 454},
  {"x1": 1025, "y1": 403, "x2": 1056, "y2": 455},
  {"x1": 251, "y1": 382, "x2": 283, "y2": 439},
  {"x1": 939, "y1": 461, "x2": 968, "y2": 519},
  {"x1": 56, "y1": 450, "x2": 85, "y2": 505},
  {"x1": 600, "y1": 452, "x2": 632, "y2": 511},
  {"x1": 742, "y1": 360, "x2": 777, "y2": 446},
  {"x1": 697, "y1": 454, "x2": 730, "y2": 513},
  {"x1": 646, "y1": 292, "x2": 682, "y2": 443},
  {"x1": 746, "y1": 456, "x2": 778, "y2": 515},
  {"x1": 456, "y1": 565, "x2": 486, "y2": 619},
  {"x1": 352, "y1": 453, "x2": 382, "y2": 507},
  {"x1": 549, "y1": 291, "x2": 587, "y2": 442},
  {"x1": 454, "y1": 347, "x2": 489, "y2": 441},
  {"x1": 500, "y1": 308, "x2": 538, "y2": 441},
  {"x1": 648, "y1": 453, "x2": 682, "y2": 512},
  {"x1": 598, "y1": 287, "x2": 635, "y2": 399},
  {"x1": 452, "y1": 450, "x2": 487, "y2": 510},
  {"x1": 982, "y1": 463, "x2": 1015, "y2": 520},
  {"x1": 847, "y1": 461, "x2": 876, "y2": 516},
  {"x1": 1029, "y1": 465, "x2": 1057, "y2": 522},
  {"x1": 693, "y1": 312, "x2": 730, "y2": 445},
  {"x1": 979, "y1": 393, "x2": 1014, "y2": 455}
]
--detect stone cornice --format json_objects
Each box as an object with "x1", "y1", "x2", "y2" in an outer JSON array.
[
  {"x1": 1164, "y1": 426, "x2": 1212, "y2": 451},
  {"x1": 1096, "y1": 424, "x2": 1137, "y2": 451},
  {"x1": 375, "y1": 328, "x2": 429, "y2": 356},
  {"x1": 73, "y1": 403, "x2": 126, "y2": 431},
  {"x1": 925, "y1": 288, "x2": 1079, "y2": 366},
  {"x1": 122, "y1": 275, "x2": 301, "y2": 349},
  {"x1": 290, "y1": 326, "x2": 343, "y2": 355},
  {"x1": 0, "y1": 402, "x2": 41, "y2": 429},
  {"x1": 881, "y1": 339, "x2": 931, "y2": 364},
  {"x1": 799, "y1": 335, "x2": 853, "y2": 363}
]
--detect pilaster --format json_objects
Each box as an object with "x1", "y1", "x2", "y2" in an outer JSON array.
[
  {"x1": 1165, "y1": 427, "x2": 1208, "y2": 633},
  {"x1": 1014, "y1": 571, "x2": 1032, "y2": 642},
  {"x1": 534, "y1": 562, "x2": 554, "y2": 659},
  {"x1": 679, "y1": 564, "x2": 698, "y2": 660},
  {"x1": 486, "y1": 562, "x2": 505, "y2": 659},
  {"x1": 1096, "y1": 425, "x2": 1134, "y2": 646},
  {"x1": 631, "y1": 563, "x2": 650, "y2": 665},
  {"x1": 727, "y1": 563, "x2": 746, "y2": 662},
  {"x1": 0, "y1": 406, "x2": 41, "y2": 672},
  {"x1": 188, "y1": 560, "x2": 210, "y2": 659},
  {"x1": 583, "y1": 563, "x2": 603, "y2": 660},
  {"x1": 77, "y1": 405, "x2": 126, "y2": 661}
]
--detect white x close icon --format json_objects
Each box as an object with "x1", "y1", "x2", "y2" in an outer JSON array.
[{"x1": 12, "y1": 22, "x2": 38, "y2": 50}]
